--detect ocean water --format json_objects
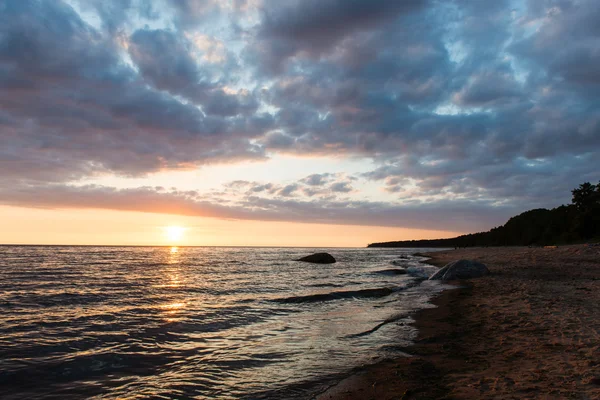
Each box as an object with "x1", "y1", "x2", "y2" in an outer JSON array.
[{"x1": 0, "y1": 246, "x2": 445, "y2": 399}]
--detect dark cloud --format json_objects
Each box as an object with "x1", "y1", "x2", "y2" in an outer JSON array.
[
  {"x1": 166, "y1": 0, "x2": 224, "y2": 28},
  {"x1": 129, "y1": 28, "x2": 204, "y2": 96},
  {"x1": 252, "y1": 0, "x2": 599, "y2": 211},
  {"x1": 128, "y1": 28, "x2": 258, "y2": 116},
  {"x1": 364, "y1": 152, "x2": 598, "y2": 212},
  {"x1": 250, "y1": 183, "x2": 274, "y2": 193},
  {"x1": 330, "y1": 181, "x2": 354, "y2": 193},
  {"x1": 0, "y1": 0, "x2": 268, "y2": 183},
  {"x1": 226, "y1": 174, "x2": 357, "y2": 200},
  {"x1": 277, "y1": 184, "x2": 299, "y2": 197},
  {"x1": 254, "y1": 0, "x2": 427, "y2": 72},
  {"x1": 512, "y1": 0, "x2": 600, "y2": 88},
  {"x1": 452, "y1": 68, "x2": 525, "y2": 107},
  {"x1": 261, "y1": 0, "x2": 426, "y2": 44},
  {"x1": 0, "y1": 183, "x2": 515, "y2": 232},
  {"x1": 73, "y1": 0, "x2": 159, "y2": 32},
  {"x1": 303, "y1": 174, "x2": 332, "y2": 186},
  {"x1": 0, "y1": 0, "x2": 599, "y2": 232}
]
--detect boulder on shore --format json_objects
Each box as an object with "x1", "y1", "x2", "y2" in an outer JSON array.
[
  {"x1": 429, "y1": 259, "x2": 489, "y2": 281},
  {"x1": 297, "y1": 253, "x2": 336, "y2": 264}
]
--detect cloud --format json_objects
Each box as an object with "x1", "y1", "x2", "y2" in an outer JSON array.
[
  {"x1": 0, "y1": 0, "x2": 599, "y2": 233},
  {"x1": 253, "y1": 0, "x2": 427, "y2": 73},
  {"x1": 452, "y1": 68, "x2": 525, "y2": 107},
  {"x1": 0, "y1": 0, "x2": 269, "y2": 183},
  {"x1": 0, "y1": 183, "x2": 515, "y2": 232},
  {"x1": 302, "y1": 174, "x2": 332, "y2": 186},
  {"x1": 221, "y1": 174, "x2": 357, "y2": 200},
  {"x1": 330, "y1": 181, "x2": 354, "y2": 193},
  {"x1": 249, "y1": 183, "x2": 274, "y2": 193},
  {"x1": 128, "y1": 28, "x2": 205, "y2": 96},
  {"x1": 277, "y1": 184, "x2": 299, "y2": 197},
  {"x1": 72, "y1": 0, "x2": 160, "y2": 32},
  {"x1": 511, "y1": 0, "x2": 600, "y2": 88},
  {"x1": 128, "y1": 28, "x2": 259, "y2": 116}
]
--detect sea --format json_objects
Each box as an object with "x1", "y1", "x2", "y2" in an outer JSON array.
[{"x1": 0, "y1": 246, "x2": 447, "y2": 399}]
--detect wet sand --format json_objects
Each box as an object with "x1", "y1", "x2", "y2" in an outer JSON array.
[{"x1": 316, "y1": 245, "x2": 600, "y2": 399}]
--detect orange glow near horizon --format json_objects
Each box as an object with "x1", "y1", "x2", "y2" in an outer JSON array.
[
  {"x1": 0, "y1": 205, "x2": 462, "y2": 247},
  {"x1": 164, "y1": 226, "x2": 186, "y2": 243}
]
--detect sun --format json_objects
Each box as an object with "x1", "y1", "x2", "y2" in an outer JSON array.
[{"x1": 165, "y1": 226, "x2": 186, "y2": 243}]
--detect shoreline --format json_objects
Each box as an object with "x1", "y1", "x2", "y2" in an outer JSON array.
[{"x1": 316, "y1": 245, "x2": 600, "y2": 399}]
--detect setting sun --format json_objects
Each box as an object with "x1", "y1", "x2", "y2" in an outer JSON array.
[{"x1": 164, "y1": 226, "x2": 186, "y2": 243}]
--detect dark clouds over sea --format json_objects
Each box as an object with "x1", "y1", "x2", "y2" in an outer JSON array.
[{"x1": 0, "y1": 0, "x2": 598, "y2": 231}]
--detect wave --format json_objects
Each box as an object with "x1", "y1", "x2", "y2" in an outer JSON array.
[
  {"x1": 345, "y1": 313, "x2": 406, "y2": 338},
  {"x1": 272, "y1": 287, "x2": 395, "y2": 304},
  {"x1": 306, "y1": 283, "x2": 345, "y2": 288},
  {"x1": 372, "y1": 268, "x2": 407, "y2": 276},
  {"x1": 8, "y1": 292, "x2": 110, "y2": 308},
  {"x1": 0, "y1": 246, "x2": 442, "y2": 400}
]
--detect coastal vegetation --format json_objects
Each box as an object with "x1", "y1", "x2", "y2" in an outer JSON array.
[{"x1": 369, "y1": 182, "x2": 600, "y2": 248}]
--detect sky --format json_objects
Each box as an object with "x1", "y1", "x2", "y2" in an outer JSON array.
[{"x1": 0, "y1": 0, "x2": 598, "y2": 246}]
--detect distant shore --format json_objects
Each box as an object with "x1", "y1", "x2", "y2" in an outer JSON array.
[{"x1": 316, "y1": 245, "x2": 600, "y2": 399}]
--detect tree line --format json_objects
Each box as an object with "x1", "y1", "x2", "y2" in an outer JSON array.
[{"x1": 368, "y1": 182, "x2": 600, "y2": 248}]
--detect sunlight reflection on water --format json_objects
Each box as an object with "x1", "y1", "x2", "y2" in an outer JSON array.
[{"x1": 0, "y1": 246, "x2": 444, "y2": 399}]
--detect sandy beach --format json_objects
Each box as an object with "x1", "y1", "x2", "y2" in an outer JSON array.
[{"x1": 317, "y1": 244, "x2": 600, "y2": 399}]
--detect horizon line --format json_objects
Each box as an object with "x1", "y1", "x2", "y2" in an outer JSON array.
[{"x1": 0, "y1": 243, "x2": 372, "y2": 249}]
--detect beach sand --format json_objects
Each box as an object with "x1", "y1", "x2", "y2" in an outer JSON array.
[{"x1": 316, "y1": 245, "x2": 600, "y2": 399}]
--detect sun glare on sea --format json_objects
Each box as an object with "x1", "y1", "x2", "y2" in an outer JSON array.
[{"x1": 164, "y1": 225, "x2": 186, "y2": 243}]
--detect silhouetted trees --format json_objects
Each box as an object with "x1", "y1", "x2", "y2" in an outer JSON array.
[
  {"x1": 571, "y1": 181, "x2": 600, "y2": 239},
  {"x1": 572, "y1": 182, "x2": 599, "y2": 211},
  {"x1": 368, "y1": 182, "x2": 600, "y2": 248}
]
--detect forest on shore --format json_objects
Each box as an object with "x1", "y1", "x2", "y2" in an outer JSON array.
[{"x1": 368, "y1": 182, "x2": 600, "y2": 248}]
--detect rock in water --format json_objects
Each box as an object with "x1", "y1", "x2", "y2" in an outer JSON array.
[
  {"x1": 297, "y1": 253, "x2": 336, "y2": 264},
  {"x1": 429, "y1": 259, "x2": 489, "y2": 281}
]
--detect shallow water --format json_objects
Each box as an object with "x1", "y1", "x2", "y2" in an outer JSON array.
[{"x1": 0, "y1": 246, "x2": 444, "y2": 399}]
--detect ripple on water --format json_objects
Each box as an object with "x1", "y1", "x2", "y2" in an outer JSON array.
[{"x1": 0, "y1": 246, "x2": 446, "y2": 399}]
